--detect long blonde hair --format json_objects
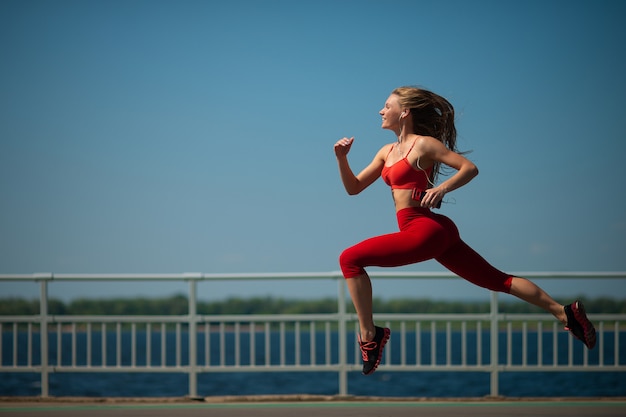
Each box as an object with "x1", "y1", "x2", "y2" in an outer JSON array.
[{"x1": 392, "y1": 86, "x2": 461, "y2": 185}]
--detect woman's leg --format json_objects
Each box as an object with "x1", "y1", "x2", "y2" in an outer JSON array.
[
  {"x1": 497, "y1": 278, "x2": 598, "y2": 349},
  {"x1": 345, "y1": 273, "x2": 376, "y2": 341},
  {"x1": 509, "y1": 277, "x2": 566, "y2": 324},
  {"x1": 437, "y1": 240, "x2": 596, "y2": 348},
  {"x1": 345, "y1": 272, "x2": 391, "y2": 375},
  {"x1": 437, "y1": 240, "x2": 567, "y2": 322},
  {"x1": 340, "y1": 224, "x2": 450, "y2": 341}
]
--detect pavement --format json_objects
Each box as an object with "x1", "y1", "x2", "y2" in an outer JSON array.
[{"x1": 1, "y1": 397, "x2": 625, "y2": 417}]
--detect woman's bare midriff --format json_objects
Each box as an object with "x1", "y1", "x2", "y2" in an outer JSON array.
[{"x1": 390, "y1": 188, "x2": 426, "y2": 211}]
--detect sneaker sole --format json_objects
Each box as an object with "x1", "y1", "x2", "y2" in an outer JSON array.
[
  {"x1": 363, "y1": 327, "x2": 390, "y2": 375},
  {"x1": 572, "y1": 301, "x2": 596, "y2": 349}
]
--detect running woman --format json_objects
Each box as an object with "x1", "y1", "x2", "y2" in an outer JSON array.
[{"x1": 334, "y1": 86, "x2": 596, "y2": 375}]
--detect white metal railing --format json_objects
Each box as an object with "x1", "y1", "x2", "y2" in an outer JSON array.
[{"x1": 0, "y1": 271, "x2": 625, "y2": 398}]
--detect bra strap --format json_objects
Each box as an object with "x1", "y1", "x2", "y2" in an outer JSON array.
[
  {"x1": 405, "y1": 139, "x2": 418, "y2": 156},
  {"x1": 385, "y1": 143, "x2": 395, "y2": 158}
]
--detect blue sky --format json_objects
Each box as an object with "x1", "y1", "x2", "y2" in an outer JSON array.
[{"x1": 1, "y1": 0, "x2": 625, "y2": 302}]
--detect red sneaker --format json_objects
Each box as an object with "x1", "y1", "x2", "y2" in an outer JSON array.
[
  {"x1": 358, "y1": 326, "x2": 390, "y2": 375},
  {"x1": 564, "y1": 300, "x2": 596, "y2": 349}
]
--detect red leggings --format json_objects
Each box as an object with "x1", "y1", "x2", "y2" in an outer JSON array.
[{"x1": 339, "y1": 207, "x2": 513, "y2": 293}]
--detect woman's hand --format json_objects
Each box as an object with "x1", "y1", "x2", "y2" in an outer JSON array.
[
  {"x1": 419, "y1": 186, "x2": 447, "y2": 209},
  {"x1": 334, "y1": 137, "x2": 354, "y2": 158}
]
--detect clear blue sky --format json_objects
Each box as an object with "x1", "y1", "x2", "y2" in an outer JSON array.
[{"x1": 1, "y1": 0, "x2": 625, "y2": 302}]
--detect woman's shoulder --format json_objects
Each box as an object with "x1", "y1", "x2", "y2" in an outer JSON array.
[
  {"x1": 410, "y1": 135, "x2": 445, "y2": 152},
  {"x1": 377, "y1": 142, "x2": 396, "y2": 155},
  {"x1": 410, "y1": 134, "x2": 436, "y2": 145}
]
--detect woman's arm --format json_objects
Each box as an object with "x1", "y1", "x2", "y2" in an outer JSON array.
[
  {"x1": 334, "y1": 137, "x2": 388, "y2": 195},
  {"x1": 416, "y1": 136, "x2": 479, "y2": 207}
]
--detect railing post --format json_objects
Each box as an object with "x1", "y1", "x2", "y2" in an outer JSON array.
[
  {"x1": 37, "y1": 274, "x2": 51, "y2": 397},
  {"x1": 337, "y1": 275, "x2": 348, "y2": 396},
  {"x1": 186, "y1": 274, "x2": 200, "y2": 398},
  {"x1": 489, "y1": 290, "x2": 499, "y2": 397}
]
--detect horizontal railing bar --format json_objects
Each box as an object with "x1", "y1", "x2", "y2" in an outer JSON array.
[
  {"x1": 374, "y1": 313, "x2": 492, "y2": 321},
  {"x1": 2, "y1": 313, "x2": 622, "y2": 324},
  {"x1": 382, "y1": 365, "x2": 626, "y2": 372},
  {"x1": 0, "y1": 314, "x2": 341, "y2": 323},
  {"x1": 0, "y1": 367, "x2": 45, "y2": 372},
  {"x1": 1, "y1": 271, "x2": 624, "y2": 282},
  {"x1": 499, "y1": 314, "x2": 626, "y2": 321},
  {"x1": 3, "y1": 364, "x2": 620, "y2": 374},
  {"x1": 0, "y1": 316, "x2": 189, "y2": 323},
  {"x1": 0, "y1": 272, "x2": 340, "y2": 281},
  {"x1": 199, "y1": 314, "x2": 340, "y2": 322},
  {"x1": 498, "y1": 366, "x2": 626, "y2": 372},
  {"x1": 6, "y1": 365, "x2": 348, "y2": 373}
]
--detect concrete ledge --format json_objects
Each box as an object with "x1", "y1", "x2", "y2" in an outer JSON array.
[{"x1": 2, "y1": 395, "x2": 626, "y2": 404}]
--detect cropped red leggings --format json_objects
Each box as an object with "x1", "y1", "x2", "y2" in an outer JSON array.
[{"x1": 339, "y1": 207, "x2": 513, "y2": 293}]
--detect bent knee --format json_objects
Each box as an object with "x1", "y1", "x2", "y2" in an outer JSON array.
[
  {"x1": 485, "y1": 275, "x2": 513, "y2": 293},
  {"x1": 339, "y1": 248, "x2": 365, "y2": 279}
]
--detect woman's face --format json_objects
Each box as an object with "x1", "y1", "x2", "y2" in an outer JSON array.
[{"x1": 379, "y1": 94, "x2": 403, "y2": 131}]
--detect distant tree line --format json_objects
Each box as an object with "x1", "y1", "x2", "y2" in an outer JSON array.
[{"x1": 1, "y1": 295, "x2": 624, "y2": 316}]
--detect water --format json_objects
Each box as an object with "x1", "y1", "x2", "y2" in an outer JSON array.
[{"x1": 2, "y1": 330, "x2": 625, "y2": 397}]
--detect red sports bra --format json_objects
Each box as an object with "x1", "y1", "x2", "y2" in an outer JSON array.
[{"x1": 381, "y1": 141, "x2": 431, "y2": 190}]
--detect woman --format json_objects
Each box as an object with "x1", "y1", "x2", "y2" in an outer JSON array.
[{"x1": 334, "y1": 86, "x2": 596, "y2": 376}]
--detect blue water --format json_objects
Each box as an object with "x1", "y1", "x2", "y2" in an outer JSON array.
[{"x1": 2, "y1": 330, "x2": 625, "y2": 397}]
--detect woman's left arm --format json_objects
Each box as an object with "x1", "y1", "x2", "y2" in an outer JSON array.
[{"x1": 419, "y1": 137, "x2": 479, "y2": 207}]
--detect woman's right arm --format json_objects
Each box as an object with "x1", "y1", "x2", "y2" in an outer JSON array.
[{"x1": 334, "y1": 137, "x2": 387, "y2": 195}]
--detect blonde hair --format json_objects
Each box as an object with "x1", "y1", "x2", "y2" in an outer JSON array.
[{"x1": 392, "y1": 86, "x2": 461, "y2": 185}]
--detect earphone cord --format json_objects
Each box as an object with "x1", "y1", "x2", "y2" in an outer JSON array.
[
  {"x1": 416, "y1": 157, "x2": 456, "y2": 206},
  {"x1": 416, "y1": 156, "x2": 437, "y2": 188}
]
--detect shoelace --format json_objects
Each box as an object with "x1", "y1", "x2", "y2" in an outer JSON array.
[{"x1": 358, "y1": 338, "x2": 378, "y2": 361}]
